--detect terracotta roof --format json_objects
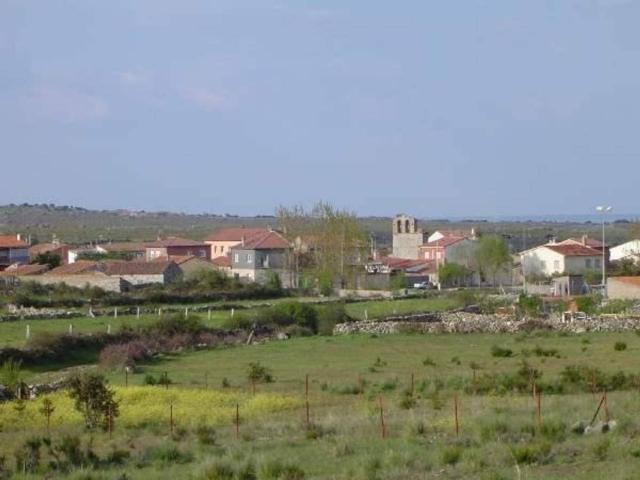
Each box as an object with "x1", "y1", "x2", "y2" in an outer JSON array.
[
  {"x1": 544, "y1": 244, "x2": 602, "y2": 257},
  {"x1": 378, "y1": 256, "x2": 434, "y2": 271},
  {"x1": 0, "y1": 264, "x2": 49, "y2": 277},
  {"x1": 432, "y1": 230, "x2": 472, "y2": 239},
  {"x1": 47, "y1": 261, "x2": 99, "y2": 275},
  {"x1": 146, "y1": 237, "x2": 208, "y2": 248},
  {"x1": 103, "y1": 261, "x2": 175, "y2": 275},
  {"x1": 28, "y1": 243, "x2": 66, "y2": 256},
  {"x1": 205, "y1": 227, "x2": 270, "y2": 242},
  {"x1": 0, "y1": 235, "x2": 28, "y2": 248},
  {"x1": 611, "y1": 276, "x2": 640, "y2": 287},
  {"x1": 212, "y1": 256, "x2": 232, "y2": 268},
  {"x1": 560, "y1": 237, "x2": 606, "y2": 248},
  {"x1": 99, "y1": 242, "x2": 149, "y2": 253},
  {"x1": 232, "y1": 231, "x2": 290, "y2": 250},
  {"x1": 421, "y1": 236, "x2": 467, "y2": 248}
]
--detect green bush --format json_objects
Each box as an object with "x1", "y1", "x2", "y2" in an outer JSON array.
[
  {"x1": 614, "y1": 342, "x2": 627, "y2": 351},
  {"x1": 258, "y1": 301, "x2": 318, "y2": 333},
  {"x1": 441, "y1": 446, "x2": 462, "y2": 465},
  {"x1": 316, "y1": 303, "x2": 348, "y2": 335},
  {"x1": 491, "y1": 345, "x2": 514, "y2": 358}
]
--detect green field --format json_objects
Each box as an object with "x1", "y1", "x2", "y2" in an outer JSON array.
[
  {"x1": 0, "y1": 330, "x2": 637, "y2": 478},
  {"x1": 0, "y1": 296, "x2": 462, "y2": 349}
]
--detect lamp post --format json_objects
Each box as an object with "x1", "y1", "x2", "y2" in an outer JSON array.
[{"x1": 595, "y1": 206, "x2": 612, "y2": 296}]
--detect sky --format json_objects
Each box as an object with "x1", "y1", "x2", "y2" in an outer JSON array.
[{"x1": 1, "y1": 0, "x2": 640, "y2": 218}]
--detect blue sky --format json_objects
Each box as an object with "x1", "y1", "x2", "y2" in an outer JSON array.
[{"x1": 2, "y1": 0, "x2": 639, "y2": 217}]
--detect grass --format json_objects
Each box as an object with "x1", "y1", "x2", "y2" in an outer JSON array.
[
  {"x1": 344, "y1": 296, "x2": 461, "y2": 320},
  {"x1": 4, "y1": 322, "x2": 640, "y2": 477}
]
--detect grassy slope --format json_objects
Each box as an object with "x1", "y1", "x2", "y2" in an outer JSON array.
[{"x1": 3, "y1": 332, "x2": 640, "y2": 479}]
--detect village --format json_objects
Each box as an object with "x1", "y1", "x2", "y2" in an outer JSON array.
[{"x1": 2, "y1": 213, "x2": 640, "y2": 303}]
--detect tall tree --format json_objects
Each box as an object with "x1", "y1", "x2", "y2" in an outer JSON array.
[{"x1": 473, "y1": 235, "x2": 511, "y2": 286}]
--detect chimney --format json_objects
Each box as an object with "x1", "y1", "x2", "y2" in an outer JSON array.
[
  {"x1": 241, "y1": 235, "x2": 245, "y2": 247},
  {"x1": 16, "y1": 233, "x2": 21, "y2": 241}
]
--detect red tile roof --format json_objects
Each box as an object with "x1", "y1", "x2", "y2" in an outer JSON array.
[
  {"x1": 47, "y1": 260, "x2": 99, "y2": 275},
  {"x1": 378, "y1": 256, "x2": 434, "y2": 271},
  {"x1": 103, "y1": 261, "x2": 175, "y2": 275},
  {"x1": 232, "y1": 231, "x2": 290, "y2": 250},
  {"x1": 212, "y1": 256, "x2": 232, "y2": 268},
  {"x1": 206, "y1": 227, "x2": 270, "y2": 242},
  {"x1": 28, "y1": 243, "x2": 68, "y2": 257},
  {"x1": 146, "y1": 237, "x2": 208, "y2": 248},
  {"x1": 0, "y1": 235, "x2": 28, "y2": 248},
  {"x1": 544, "y1": 244, "x2": 602, "y2": 257},
  {"x1": 560, "y1": 237, "x2": 606, "y2": 248},
  {"x1": 0, "y1": 264, "x2": 49, "y2": 277},
  {"x1": 100, "y1": 242, "x2": 149, "y2": 253}
]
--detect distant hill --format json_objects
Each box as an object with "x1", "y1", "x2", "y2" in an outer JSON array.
[{"x1": 0, "y1": 203, "x2": 634, "y2": 250}]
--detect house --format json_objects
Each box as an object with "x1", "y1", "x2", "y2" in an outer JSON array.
[
  {"x1": 427, "y1": 229, "x2": 477, "y2": 243},
  {"x1": 0, "y1": 263, "x2": 50, "y2": 282},
  {"x1": 418, "y1": 236, "x2": 476, "y2": 266},
  {"x1": 558, "y1": 236, "x2": 609, "y2": 264},
  {"x1": 96, "y1": 242, "x2": 148, "y2": 260},
  {"x1": 145, "y1": 237, "x2": 211, "y2": 261},
  {"x1": 392, "y1": 215, "x2": 427, "y2": 259},
  {"x1": 102, "y1": 261, "x2": 182, "y2": 286},
  {"x1": 212, "y1": 255, "x2": 232, "y2": 273},
  {"x1": 205, "y1": 227, "x2": 270, "y2": 259},
  {"x1": 520, "y1": 242, "x2": 602, "y2": 278},
  {"x1": 67, "y1": 246, "x2": 102, "y2": 264},
  {"x1": 0, "y1": 234, "x2": 29, "y2": 270},
  {"x1": 610, "y1": 240, "x2": 640, "y2": 263},
  {"x1": 29, "y1": 241, "x2": 70, "y2": 265},
  {"x1": 230, "y1": 230, "x2": 293, "y2": 287},
  {"x1": 166, "y1": 255, "x2": 219, "y2": 281},
  {"x1": 608, "y1": 277, "x2": 640, "y2": 300}
]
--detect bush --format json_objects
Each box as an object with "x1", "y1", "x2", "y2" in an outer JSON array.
[
  {"x1": 511, "y1": 442, "x2": 551, "y2": 464},
  {"x1": 441, "y1": 446, "x2": 462, "y2": 465},
  {"x1": 145, "y1": 314, "x2": 205, "y2": 336},
  {"x1": 258, "y1": 460, "x2": 305, "y2": 480},
  {"x1": 316, "y1": 303, "x2": 348, "y2": 335},
  {"x1": 258, "y1": 301, "x2": 318, "y2": 333},
  {"x1": 99, "y1": 341, "x2": 150, "y2": 370},
  {"x1": 491, "y1": 345, "x2": 514, "y2": 358},
  {"x1": 67, "y1": 373, "x2": 119, "y2": 430},
  {"x1": 614, "y1": 341, "x2": 627, "y2": 351}
]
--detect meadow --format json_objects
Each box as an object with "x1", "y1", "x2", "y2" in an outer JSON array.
[{"x1": 2, "y1": 330, "x2": 640, "y2": 479}]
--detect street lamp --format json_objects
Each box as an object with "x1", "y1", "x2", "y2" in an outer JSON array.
[{"x1": 595, "y1": 206, "x2": 612, "y2": 296}]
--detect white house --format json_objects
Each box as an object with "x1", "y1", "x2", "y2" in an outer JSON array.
[
  {"x1": 520, "y1": 243, "x2": 602, "y2": 278},
  {"x1": 427, "y1": 229, "x2": 476, "y2": 244},
  {"x1": 610, "y1": 240, "x2": 640, "y2": 263}
]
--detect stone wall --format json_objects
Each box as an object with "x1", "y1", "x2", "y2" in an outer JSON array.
[{"x1": 333, "y1": 312, "x2": 640, "y2": 335}]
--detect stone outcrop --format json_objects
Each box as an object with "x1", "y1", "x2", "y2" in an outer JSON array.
[{"x1": 333, "y1": 312, "x2": 640, "y2": 335}]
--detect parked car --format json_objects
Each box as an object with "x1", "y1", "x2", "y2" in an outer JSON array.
[{"x1": 413, "y1": 281, "x2": 432, "y2": 289}]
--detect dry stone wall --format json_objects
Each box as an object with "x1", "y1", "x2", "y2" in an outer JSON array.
[{"x1": 333, "y1": 312, "x2": 640, "y2": 335}]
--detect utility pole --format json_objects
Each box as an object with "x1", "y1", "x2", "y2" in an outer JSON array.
[{"x1": 596, "y1": 206, "x2": 612, "y2": 297}]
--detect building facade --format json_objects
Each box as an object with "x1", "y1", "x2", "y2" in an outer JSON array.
[
  {"x1": 0, "y1": 234, "x2": 29, "y2": 270},
  {"x1": 391, "y1": 214, "x2": 426, "y2": 259}
]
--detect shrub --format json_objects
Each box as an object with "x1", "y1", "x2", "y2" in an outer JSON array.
[
  {"x1": 145, "y1": 314, "x2": 205, "y2": 336},
  {"x1": 204, "y1": 461, "x2": 235, "y2": 479},
  {"x1": 614, "y1": 342, "x2": 627, "y2": 351},
  {"x1": 511, "y1": 442, "x2": 551, "y2": 464},
  {"x1": 247, "y1": 362, "x2": 274, "y2": 385},
  {"x1": 67, "y1": 373, "x2": 119, "y2": 430},
  {"x1": 491, "y1": 345, "x2": 514, "y2": 358},
  {"x1": 259, "y1": 459, "x2": 305, "y2": 480},
  {"x1": 98, "y1": 341, "x2": 150, "y2": 370},
  {"x1": 196, "y1": 426, "x2": 217, "y2": 446},
  {"x1": 441, "y1": 446, "x2": 462, "y2": 465},
  {"x1": 316, "y1": 303, "x2": 348, "y2": 335},
  {"x1": 260, "y1": 301, "x2": 318, "y2": 333},
  {"x1": 147, "y1": 444, "x2": 193, "y2": 465}
]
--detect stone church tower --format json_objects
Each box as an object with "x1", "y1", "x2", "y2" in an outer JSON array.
[{"x1": 392, "y1": 214, "x2": 426, "y2": 259}]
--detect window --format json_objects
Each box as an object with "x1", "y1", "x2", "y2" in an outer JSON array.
[
  {"x1": 595, "y1": 259, "x2": 601, "y2": 268},
  {"x1": 247, "y1": 254, "x2": 252, "y2": 263},
  {"x1": 199, "y1": 249, "x2": 206, "y2": 257},
  {"x1": 586, "y1": 259, "x2": 592, "y2": 269},
  {"x1": 234, "y1": 253, "x2": 239, "y2": 263},
  {"x1": 214, "y1": 246, "x2": 217, "y2": 253},
  {"x1": 553, "y1": 260, "x2": 560, "y2": 271},
  {"x1": 397, "y1": 220, "x2": 402, "y2": 233},
  {"x1": 221, "y1": 246, "x2": 224, "y2": 253}
]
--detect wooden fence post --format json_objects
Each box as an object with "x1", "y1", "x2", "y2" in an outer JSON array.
[
  {"x1": 169, "y1": 402, "x2": 174, "y2": 436},
  {"x1": 305, "y1": 374, "x2": 309, "y2": 400},
  {"x1": 454, "y1": 395, "x2": 459, "y2": 437},
  {"x1": 536, "y1": 391, "x2": 542, "y2": 428},
  {"x1": 125, "y1": 368, "x2": 128, "y2": 387},
  {"x1": 603, "y1": 390, "x2": 610, "y2": 422},
  {"x1": 235, "y1": 403, "x2": 240, "y2": 439},
  {"x1": 378, "y1": 396, "x2": 386, "y2": 439},
  {"x1": 590, "y1": 393, "x2": 607, "y2": 426}
]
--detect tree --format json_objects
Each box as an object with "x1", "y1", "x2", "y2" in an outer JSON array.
[
  {"x1": 277, "y1": 201, "x2": 367, "y2": 291},
  {"x1": 67, "y1": 373, "x2": 119, "y2": 430},
  {"x1": 32, "y1": 252, "x2": 61, "y2": 269},
  {"x1": 265, "y1": 270, "x2": 282, "y2": 292},
  {"x1": 438, "y1": 262, "x2": 471, "y2": 287},
  {"x1": 473, "y1": 235, "x2": 511, "y2": 286}
]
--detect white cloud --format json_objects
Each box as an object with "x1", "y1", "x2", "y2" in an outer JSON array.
[
  {"x1": 22, "y1": 87, "x2": 108, "y2": 123},
  {"x1": 183, "y1": 87, "x2": 227, "y2": 111}
]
